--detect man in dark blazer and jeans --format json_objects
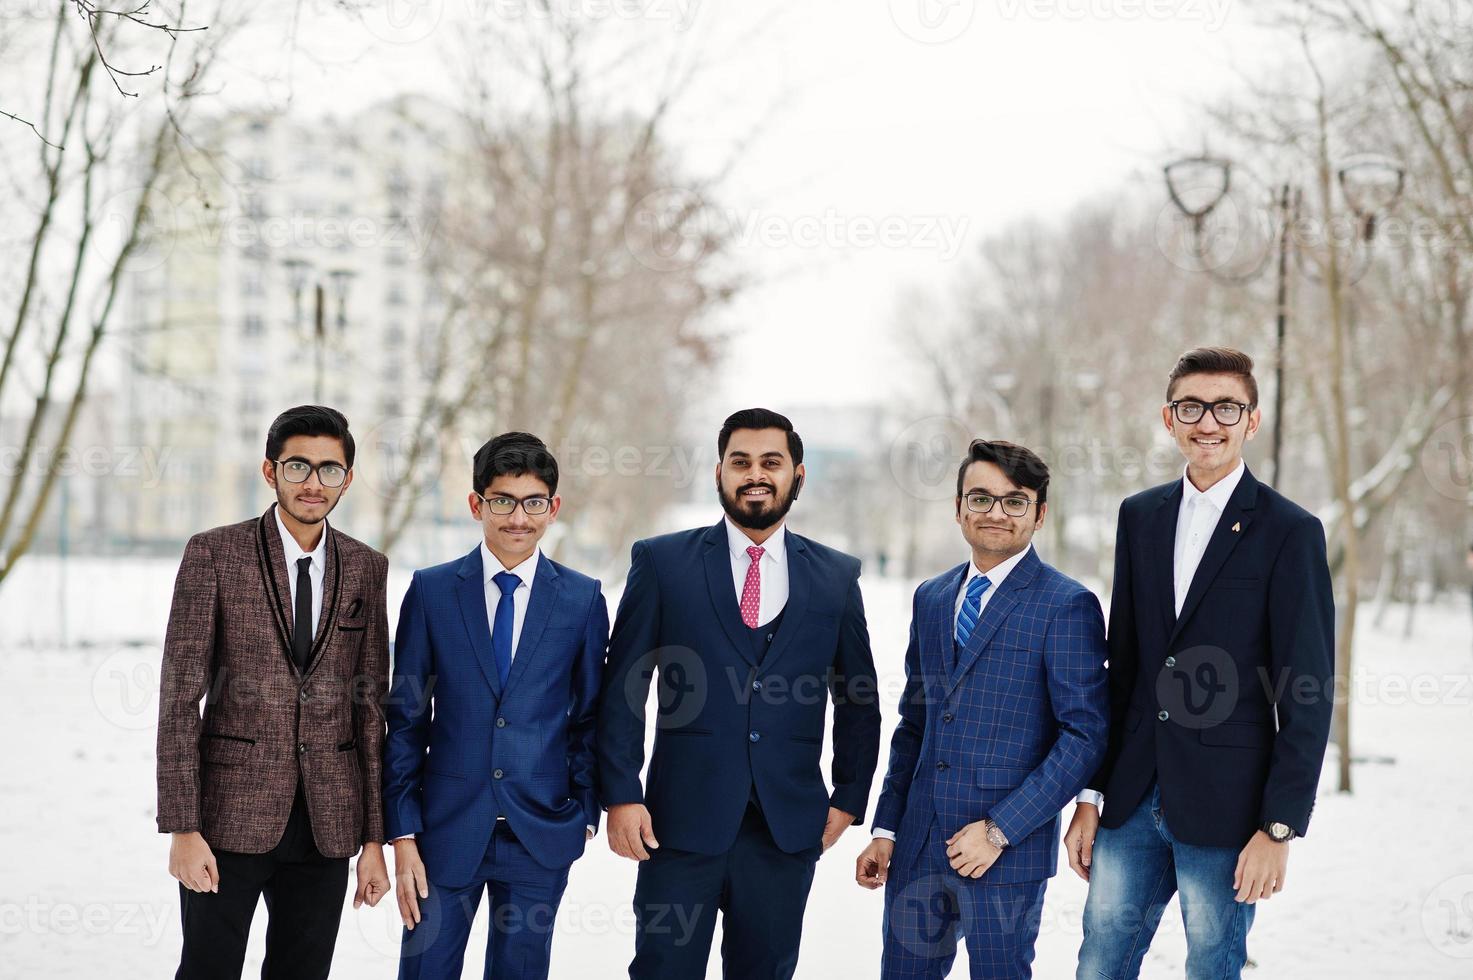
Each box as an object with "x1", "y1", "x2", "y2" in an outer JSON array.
[
  {"x1": 598, "y1": 407, "x2": 882, "y2": 979},
  {"x1": 1065, "y1": 348, "x2": 1335, "y2": 979},
  {"x1": 157, "y1": 405, "x2": 391, "y2": 979}
]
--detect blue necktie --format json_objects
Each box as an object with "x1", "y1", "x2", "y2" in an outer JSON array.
[
  {"x1": 491, "y1": 571, "x2": 520, "y2": 688},
  {"x1": 954, "y1": 574, "x2": 992, "y2": 650}
]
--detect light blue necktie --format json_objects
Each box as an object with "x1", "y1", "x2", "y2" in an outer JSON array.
[
  {"x1": 954, "y1": 574, "x2": 993, "y2": 650},
  {"x1": 491, "y1": 571, "x2": 520, "y2": 688}
]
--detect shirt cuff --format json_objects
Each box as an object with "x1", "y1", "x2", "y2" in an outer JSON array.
[
  {"x1": 390, "y1": 834, "x2": 416, "y2": 842},
  {"x1": 871, "y1": 827, "x2": 896, "y2": 841},
  {"x1": 586, "y1": 825, "x2": 597, "y2": 836},
  {"x1": 1076, "y1": 789, "x2": 1104, "y2": 809}
]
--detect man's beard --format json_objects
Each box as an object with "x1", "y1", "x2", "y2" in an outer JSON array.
[
  {"x1": 277, "y1": 486, "x2": 336, "y2": 524},
  {"x1": 719, "y1": 480, "x2": 798, "y2": 531}
]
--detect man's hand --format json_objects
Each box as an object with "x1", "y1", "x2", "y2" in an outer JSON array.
[
  {"x1": 855, "y1": 837, "x2": 894, "y2": 889},
  {"x1": 945, "y1": 821, "x2": 1002, "y2": 879},
  {"x1": 354, "y1": 843, "x2": 390, "y2": 909},
  {"x1": 822, "y1": 807, "x2": 856, "y2": 851},
  {"x1": 169, "y1": 831, "x2": 219, "y2": 893},
  {"x1": 1233, "y1": 831, "x2": 1289, "y2": 903},
  {"x1": 392, "y1": 838, "x2": 430, "y2": 930},
  {"x1": 608, "y1": 804, "x2": 659, "y2": 861},
  {"x1": 1064, "y1": 803, "x2": 1100, "y2": 881}
]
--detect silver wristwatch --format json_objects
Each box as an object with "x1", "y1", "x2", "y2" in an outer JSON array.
[{"x1": 984, "y1": 819, "x2": 1009, "y2": 849}]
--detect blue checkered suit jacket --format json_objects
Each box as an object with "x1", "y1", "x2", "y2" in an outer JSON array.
[{"x1": 872, "y1": 546, "x2": 1109, "y2": 884}]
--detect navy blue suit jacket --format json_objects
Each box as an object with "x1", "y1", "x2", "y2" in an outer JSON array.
[
  {"x1": 382, "y1": 547, "x2": 608, "y2": 886},
  {"x1": 872, "y1": 547, "x2": 1109, "y2": 883},
  {"x1": 596, "y1": 521, "x2": 882, "y2": 855},
  {"x1": 1089, "y1": 467, "x2": 1335, "y2": 847}
]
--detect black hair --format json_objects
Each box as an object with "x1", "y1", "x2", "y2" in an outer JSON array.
[
  {"x1": 717, "y1": 408, "x2": 803, "y2": 465},
  {"x1": 472, "y1": 431, "x2": 559, "y2": 496},
  {"x1": 1167, "y1": 346, "x2": 1258, "y2": 406},
  {"x1": 955, "y1": 439, "x2": 1049, "y2": 505},
  {"x1": 265, "y1": 405, "x2": 355, "y2": 468}
]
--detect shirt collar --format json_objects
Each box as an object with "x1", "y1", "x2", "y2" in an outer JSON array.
[
  {"x1": 274, "y1": 504, "x2": 327, "y2": 572},
  {"x1": 725, "y1": 515, "x2": 786, "y2": 564},
  {"x1": 481, "y1": 540, "x2": 541, "y2": 588},
  {"x1": 964, "y1": 541, "x2": 1032, "y2": 589},
  {"x1": 1181, "y1": 459, "x2": 1245, "y2": 512}
]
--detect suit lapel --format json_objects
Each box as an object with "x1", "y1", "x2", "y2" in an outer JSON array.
[
  {"x1": 1146, "y1": 482, "x2": 1183, "y2": 639},
  {"x1": 756, "y1": 532, "x2": 809, "y2": 675},
  {"x1": 930, "y1": 563, "x2": 968, "y2": 684},
  {"x1": 702, "y1": 521, "x2": 756, "y2": 667},
  {"x1": 455, "y1": 546, "x2": 503, "y2": 699},
  {"x1": 255, "y1": 505, "x2": 299, "y2": 674},
  {"x1": 502, "y1": 553, "x2": 561, "y2": 697},
  {"x1": 1170, "y1": 468, "x2": 1259, "y2": 643},
  {"x1": 945, "y1": 548, "x2": 1041, "y2": 696}
]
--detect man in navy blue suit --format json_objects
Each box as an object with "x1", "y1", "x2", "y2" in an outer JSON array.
[
  {"x1": 855, "y1": 439, "x2": 1110, "y2": 979},
  {"x1": 597, "y1": 407, "x2": 882, "y2": 979},
  {"x1": 383, "y1": 432, "x2": 609, "y2": 980},
  {"x1": 1066, "y1": 347, "x2": 1335, "y2": 979}
]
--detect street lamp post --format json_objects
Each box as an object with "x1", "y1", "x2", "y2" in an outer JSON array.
[
  {"x1": 1162, "y1": 153, "x2": 1403, "y2": 487},
  {"x1": 282, "y1": 258, "x2": 355, "y2": 401}
]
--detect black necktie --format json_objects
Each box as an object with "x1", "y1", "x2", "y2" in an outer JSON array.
[{"x1": 293, "y1": 556, "x2": 313, "y2": 673}]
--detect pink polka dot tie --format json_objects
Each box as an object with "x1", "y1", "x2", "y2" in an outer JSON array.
[{"x1": 740, "y1": 545, "x2": 765, "y2": 628}]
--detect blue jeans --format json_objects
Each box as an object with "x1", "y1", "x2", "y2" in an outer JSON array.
[{"x1": 1076, "y1": 782, "x2": 1254, "y2": 980}]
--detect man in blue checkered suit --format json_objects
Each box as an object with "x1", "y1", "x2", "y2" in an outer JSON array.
[{"x1": 856, "y1": 439, "x2": 1109, "y2": 979}]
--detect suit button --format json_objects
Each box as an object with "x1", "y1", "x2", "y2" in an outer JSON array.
[
  {"x1": 493, "y1": 768, "x2": 505, "y2": 779},
  {"x1": 749, "y1": 731, "x2": 761, "y2": 742},
  {"x1": 942, "y1": 712, "x2": 954, "y2": 723},
  {"x1": 298, "y1": 689, "x2": 309, "y2": 704},
  {"x1": 496, "y1": 717, "x2": 507, "y2": 728},
  {"x1": 936, "y1": 761, "x2": 949, "y2": 771},
  {"x1": 298, "y1": 742, "x2": 307, "y2": 755},
  {"x1": 766, "y1": 633, "x2": 774, "y2": 642},
  {"x1": 752, "y1": 680, "x2": 762, "y2": 692},
  {"x1": 1164, "y1": 656, "x2": 1177, "y2": 668},
  {"x1": 1158, "y1": 710, "x2": 1170, "y2": 722}
]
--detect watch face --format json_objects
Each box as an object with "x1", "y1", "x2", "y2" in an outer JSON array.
[{"x1": 1269, "y1": 822, "x2": 1291, "y2": 840}]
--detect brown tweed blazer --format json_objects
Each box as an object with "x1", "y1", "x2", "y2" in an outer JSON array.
[{"x1": 155, "y1": 504, "x2": 389, "y2": 858}]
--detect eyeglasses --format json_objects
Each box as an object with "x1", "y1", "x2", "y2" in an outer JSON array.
[
  {"x1": 476, "y1": 492, "x2": 552, "y2": 517},
  {"x1": 273, "y1": 458, "x2": 348, "y2": 488},
  {"x1": 962, "y1": 492, "x2": 1037, "y2": 517},
  {"x1": 1169, "y1": 399, "x2": 1253, "y2": 425}
]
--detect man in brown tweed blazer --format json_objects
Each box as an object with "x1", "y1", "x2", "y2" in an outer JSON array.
[{"x1": 156, "y1": 405, "x2": 391, "y2": 980}]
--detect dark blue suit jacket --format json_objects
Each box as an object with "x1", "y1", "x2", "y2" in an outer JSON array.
[
  {"x1": 382, "y1": 547, "x2": 609, "y2": 886},
  {"x1": 596, "y1": 521, "x2": 882, "y2": 855},
  {"x1": 1089, "y1": 467, "x2": 1335, "y2": 847},
  {"x1": 872, "y1": 546, "x2": 1109, "y2": 884}
]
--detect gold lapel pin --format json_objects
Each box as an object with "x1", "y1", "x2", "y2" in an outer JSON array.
[{"x1": 1231, "y1": 521, "x2": 1241, "y2": 533}]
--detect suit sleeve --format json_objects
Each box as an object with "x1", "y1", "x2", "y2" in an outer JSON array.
[
  {"x1": 1261, "y1": 516, "x2": 1335, "y2": 836},
  {"x1": 570, "y1": 586, "x2": 610, "y2": 832},
  {"x1": 828, "y1": 561, "x2": 882, "y2": 823},
  {"x1": 382, "y1": 571, "x2": 432, "y2": 840},
  {"x1": 871, "y1": 584, "x2": 925, "y2": 834},
  {"x1": 596, "y1": 539, "x2": 660, "y2": 808},
  {"x1": 156, "y1": 534, "x2": 218, "y2": 834},
  {"x1": 1088, "y1": 502, "x2": 1138, "y2": 793},
  {"x1": 355, "y1": 552, "x2": 390, "y2": 845},
  {"x1": 989, "y1": 587, "x2": 1110, "y2": 845}
]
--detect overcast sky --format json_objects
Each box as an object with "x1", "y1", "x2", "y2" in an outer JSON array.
[{"x1": 224, "y1": 0, "x2": 1291, "y2": 415}]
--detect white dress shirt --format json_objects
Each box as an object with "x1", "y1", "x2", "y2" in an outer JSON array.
[
  {"x1": 1076, "y1": 460, "x2": 1246, "y2": 811},
  {"x1": 482, "y1": 541, "x2": 540, "y2": 661},
  {"x1": 275, "y1": 506, "x2": 325, "y2": 637},
  {"x1": 725, "y1": 516, "x2": 789, "y2": 626},
  {"x1": 873, "y1": 543, "x2": 1035, "y2": 840}
]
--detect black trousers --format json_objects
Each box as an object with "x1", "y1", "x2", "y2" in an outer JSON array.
[
  {"x1": 175, "y1": 786, "x2": 349, "y2": 980},
  {"x1": 629, "y1": 802, "x2": 822, "y2": 980}
]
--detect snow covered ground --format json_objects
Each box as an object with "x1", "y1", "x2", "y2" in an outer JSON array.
[{"x1": 3, "y1": 555, "x2": 1472, "y2": 978}]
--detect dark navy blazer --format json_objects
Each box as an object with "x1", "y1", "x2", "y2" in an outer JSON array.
[
  {"x1": 872, "y1": 546, "x2": 1110, "y2": 884},
  {"x1": 596, "y1": 520, "x2": 882, "y2": 855},
  {"x1": 382, "y1": 547, "x2": 608, "y2": 886},
  {"x1": 1089, "y1": 466, "x2": 1335, "y2": 847}
]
